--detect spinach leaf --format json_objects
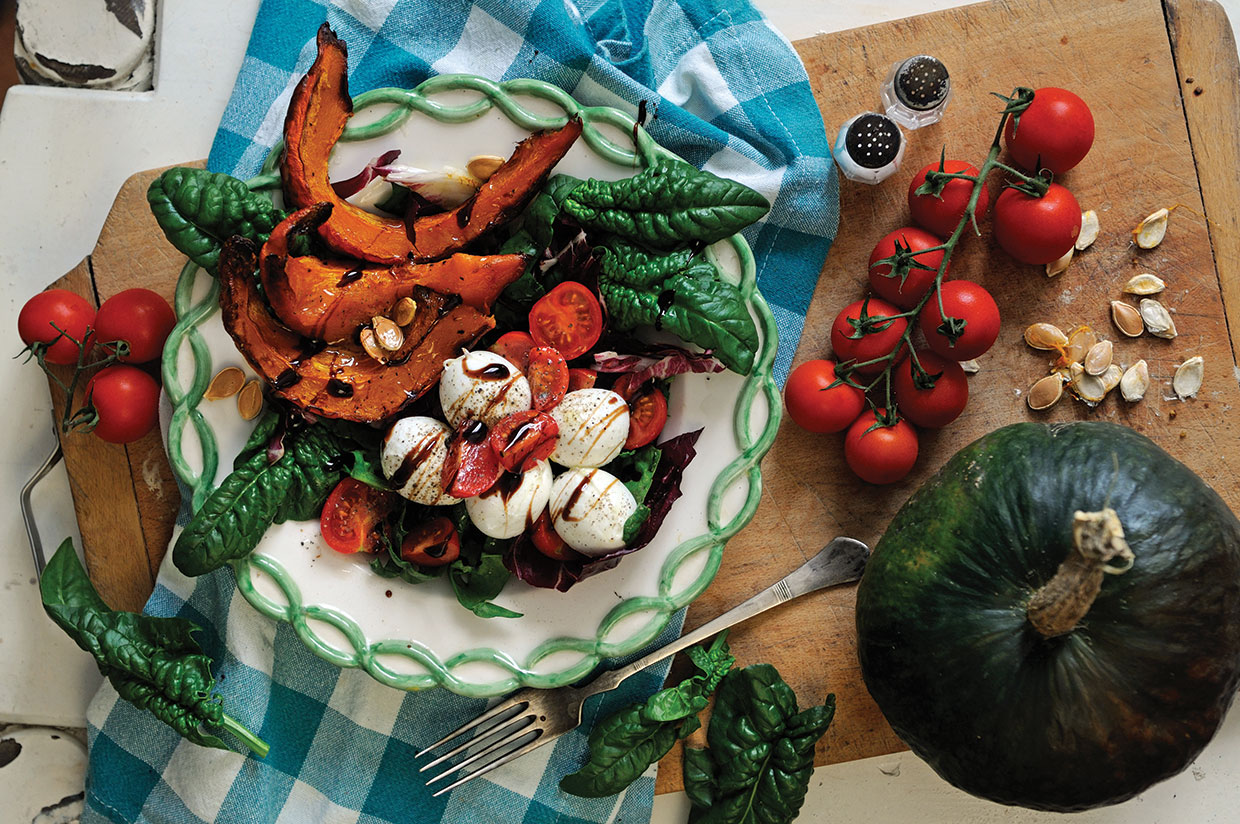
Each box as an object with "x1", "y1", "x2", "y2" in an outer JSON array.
[
  {"x1": 683, "y1": 664, "x2": 835, "y2": 824},
  {"x1": 560, "y1": 634, "x2": 734, "y2": 798},
  {"x1": 40, "y1": 540, "x2": 268, "y2": 757},
  {"x1": 527, "y1": 173, "x2": 584, "y2": 249},
  {"x1": 450, "y1": 553, "x2": 522, "y2": 619},
  {"x1": 600, "y1": 239, "x2": 694, "y2": 288},
  {"x1": 172, "y1": 420, "x2": 351, "y2": 577},
  {"x1": 147, "y1": 167, "x2": 285, "y2": 275},
  {"x1": 563, "y1": 157, "x2": 768, "y2": 251},
  {"x1": 608, "y1": 443, "x2": 662, "y2": 543}
]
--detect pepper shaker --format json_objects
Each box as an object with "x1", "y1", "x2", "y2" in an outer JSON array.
[
  {"x1": 832, "y1": 112, "x2": 906, "y2": 184},
  {"x1": 882, "y1": 55, "x2": 952, "y2": 129}
]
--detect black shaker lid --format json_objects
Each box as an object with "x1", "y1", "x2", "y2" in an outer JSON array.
[
  {"x1": 894, "y1": 55, "x2": 950, "y2": 111},
  {"x1": 843, "y1": 113, "x2": 902, "y2": 170}
]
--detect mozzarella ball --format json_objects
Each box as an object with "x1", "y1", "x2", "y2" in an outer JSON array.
[
  {"x1": 439, "y1": 350, "x2": 530, "y2": 427},
  {"x1": 549, "y1": 388, "x2": 630, "y2": 468},
  {"x1": 466, "y1": 460, "x2": 553, "y2": 539},
  {"x1": 381, "y1": 416, "x2": 460, "y2": 506},
  {"x1": 549, "y1": 467, "x2": 638, "y2": 555}
]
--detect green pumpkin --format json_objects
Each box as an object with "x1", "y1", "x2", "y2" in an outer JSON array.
[{"x1": 855, "y1": 421, "x2": 1240, "y2": 812}]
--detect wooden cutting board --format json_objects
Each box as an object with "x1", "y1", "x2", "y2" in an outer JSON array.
[{"x1": 40, "y1": 0, "x2": 1240, "y2": 796}]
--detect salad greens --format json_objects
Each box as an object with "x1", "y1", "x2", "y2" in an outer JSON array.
[
  {"x1": 147, "y1": 167, "x2": 285, "y2": 275},
  {"x1": 40, "y1": 540, "x2": 267, "y2": 757},
  {"x1": 683, "y1": 665, "x2": 835, "y2": 824},
  {"x1": 560, "y1": 633, "x2": 735, "y2": 798}
]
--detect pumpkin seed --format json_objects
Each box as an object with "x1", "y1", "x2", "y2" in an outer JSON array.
[
  {"x1": 466, "y1": 154, "x2": 505, "y2": 181},
  {"x1": 205, "y1": 366, "x2": 246, "y2": 400},
  {"x1": 1084, "y1": 339, "x2": 1113, "y2": 376},
  {"x1": 391, "y1": 296, "x2": 418, "y2": 327},
  {"x1": 1110, "y1": 300, "x2": 1144, "y2": 337},
  {"x1": 237, "y1": 379, "x2": 264, "y2": 420},
  {"x1": 1075, "y1": 209, "x2": 1099, "y2": 250},
  {"x1": 1138, "y1": 298, "x2": 1177, "y2": 338},
  {"x1": 959, "y1": 359, "x2": 981, "y2": 374},
  {"x1": 360, "y1": 327, "x2": 386, "y2": 362},
  {"x1": 371, "y1": 315, "x2": 405, "y2": 351},
  {"x1": 1046, "y1": 247, "x2": 1073, "y2": 277},
  {"x1": 1099, "y1": 363, "x2": 1123, "y2": 394},
  {"x1": 1027, "y1": 374, "x2": 1065, "y2": 410},
  {"x1": 1133, "y1": 208, "x2": 1170, "y2": 249},
  {"x1": 1122, "y1": 273, "x2": 1166, "y2": 295},
  {"x1": 1069, "y1": 362, "x2": 1108, "y2": 404},
  {"x1": 1120, "y1": 359, "x2": 1149, "y2": 402},
  {"x1": 1173, "y1": 356, "x2": 1204, "y2": 399},
  {"x1": 1063, "y1": 325, "x2": 1097, "y2": 365},
  {"x1": 1024, "y1": 322, "x2": 1068, "y2": 351}
]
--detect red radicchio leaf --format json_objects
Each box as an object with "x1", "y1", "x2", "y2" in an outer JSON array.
[
  {"x1": 502, "y1": 428, "x2": 703, "y2": 590},
  {"x1": 593, "y1": 346, "x2": 725, "y2": 396},
  {"x1": 330, "y1": 149, "x2": 402, "y2": 198}
]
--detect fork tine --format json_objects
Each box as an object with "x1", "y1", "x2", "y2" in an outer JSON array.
[
  {"x1": 416, "y1": 693, "x2": 531, "y2": 757},
  {"x1": 425, "y1": 722, "x2": 542, "y2": 786},
  {"x1": 428, "y1": 729, "x2": 548, "y2": 797},
  {"x1": 418, "y1": 710, "x2": 535, "y2": 774}
]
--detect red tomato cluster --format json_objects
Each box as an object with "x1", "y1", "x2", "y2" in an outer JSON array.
[
  {"x1": 18, "y1": 287, "x2": 176, "y2": 444},
  {"x1": 787, "y1": 87, "x2": 1094, "y2": 484}
]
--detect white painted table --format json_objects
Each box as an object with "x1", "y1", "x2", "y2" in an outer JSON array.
[{"x1": 2, "y1": 2, "x2": 1238, "y2": 821}]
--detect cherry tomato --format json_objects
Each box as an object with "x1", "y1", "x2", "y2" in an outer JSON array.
[
  {"x1": 843, "y1": 409, "x2": 919, "y2": 485},
  {"x1": 319, "y1": 477, "x2": 397, "y2": 554},
  {"x1": 93, "y1": 288, "x2": 176, "y2": 364},
  {"x1": 488, "y1": 409, "x2": 559, "y2": 473},
  {"x1": 441, "y1": 418, "x2": 502, "y2": 498},
  {"x1": 567, "y1": 367, "x2": 597, "y2": 391},
  {"x1": 18, "y1": 289, "x2": 95, "y2": 365},
  {"x1": 830, "y1": 298, "x2": 908, "y2": 375},
  {"x1": 783, "y1": 359, "x2": 865, "y2": 434},
  {"x1": 617, "y1": 382, "x2": 668, "y2": 449},
  {"x1": 530, "y1": 510, "x2": 573, "y2": 561},
  {"x1": 1003, "y1": 88, "x2": 1095, "y2": 174},
  {"x1": 84, "y1": 365, "x2": 160, "y2": 444},
  {"x1": 892, "y1": 350, "x2": 969, "y2": 429},
  {"x1": 868, "y1": 227, "x2": 950, "y2": 309},
  {"x1": 992, "y1": 182, "x2": 1082, "y2": 265},
  {"x1": 918, "y1": 280, "x2": 1001, "y2": 361},
  {"x1": 528, "y1": 282, "x2": 604, "y2": 360},
  {"x1": 400, "y1": 516, "x2": 461, "y2": 567},
  {"x1": 908, "y1": 160, "x2": 990, "y2": 239},
  {"x1": 490, "y1": 331, "x2": 537, "y2": 372},
  {"x1": 527, "y1": 346, "x2": 569, "y2": 411}
]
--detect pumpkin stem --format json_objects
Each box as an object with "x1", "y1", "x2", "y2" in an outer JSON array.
[{"x1": 1027, "y1": 508, "x2": 1134, "y2": 638}]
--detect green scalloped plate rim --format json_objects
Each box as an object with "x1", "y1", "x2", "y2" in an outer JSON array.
[{"x1": 160, "y1": 74, "x2": 782, "y2": 698}]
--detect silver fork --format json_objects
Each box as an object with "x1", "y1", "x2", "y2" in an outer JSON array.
[{"x1": 417, "y1": 536, "x2": 870, "y2": 795}]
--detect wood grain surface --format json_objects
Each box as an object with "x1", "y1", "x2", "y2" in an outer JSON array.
[{"x1": 34, "y1": 0, "x2": 1240, "y2": 797}]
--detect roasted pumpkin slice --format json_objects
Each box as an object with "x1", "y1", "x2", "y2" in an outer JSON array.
[
  {"x1": 283, "y1": 23, "x2": 583, "y2": 264},
  {"x1": 260, "y1": 203, "x2": 527, "y2": 341},
  {"x1": 219, "y1": 236, "x2": 493, "y2": 423}
]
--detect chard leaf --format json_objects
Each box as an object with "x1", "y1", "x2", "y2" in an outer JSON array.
[
  {"x1": 172, "y1": 420, "x2": 351, "y2": 577},
  {"x1": 147, "y1": 167, "x2": 284, "y2": 274},
  {"x1": 563, "y1": 157, "x2": 768, "y2": 251},
  {"x1": 683, "y1": 664, "x2": 835, "y2": 824},
  {"x1": 40, "y1": 540, "x2": 267, "y2": 756}
]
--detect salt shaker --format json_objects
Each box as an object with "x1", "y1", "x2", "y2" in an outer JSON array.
[
  {"x1": 832, "y1": 112, "x2": 906, "y2": 185},
  {"x1": 882, "y1": 55, "x2": 951, "y2": 129}
]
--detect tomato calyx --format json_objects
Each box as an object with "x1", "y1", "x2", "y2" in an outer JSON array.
[
  {"x1": 870, "y1": 237, "x2": 942, "y2": 289},
  {"x1": 843, "y1": 296, "x2": 907, "y2": 341},
  {"x1": 990, "y1": 86, "x2": 1036, "y2": 129},
  {"x1": 1003, "y1": 168, "x2": 1053, "y2": 199},
  {"x1": 908, "y1": 357, "x2": 944, "y2": 391},
  {"x1": 863, "y1": 405, "x2": 904, "y2": 434},
  {"x1": 933, "y1": 313, "x2": 969, "y2": 347}
]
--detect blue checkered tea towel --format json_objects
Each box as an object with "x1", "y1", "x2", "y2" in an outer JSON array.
[{"x1": 81, "y1": 1, "x2": 838, "y2": 822}]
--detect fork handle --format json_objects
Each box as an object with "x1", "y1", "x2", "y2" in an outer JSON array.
[{"x1": 583, "y1": 536, "x2": 869, "y2": 697}]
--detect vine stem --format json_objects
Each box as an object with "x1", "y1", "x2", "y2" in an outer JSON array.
[
  {"x1": 838, "y1": 87, "x2": 1036, "y2": 422},
  {"x1": 219, "y1": 713, "x2": 270, "y2": 757}
]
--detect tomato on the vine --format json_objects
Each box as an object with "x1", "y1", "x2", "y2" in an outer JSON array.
[
  {"x1": 400, "y1": 516, "x2": 461, "y2": 567},
  {"x1": 84, "y1": 365, "x2": 161, "y2": 443},
  {"x1": 1003, "y1": 87, "x2": 1094, "y2": 174},
  {"x1": 830, "y1": 298, "x2": 908, "y2": 375},
  {"x1": 918, "y1": 280, "x2": 1000, "y2": 361},
  {"x1": 617, "y1": 382, "x2": 668, "y2": 449},
  {"x1": 18, "y1": 289, "x2": 95, "y2": 366},
  {"x1": 868, "y1": 227, "x2": 950, "y2": 309},
  {"x1": 320, "y1": 477, "x2": 398, "y2": 554},
  {"x1": 528, "y1": 282, "x2": 604, "y2": 360},
  {"x1": 908, "y1": 160, "x2": 990, "y2": 239},
  {"x1": 94, "y1": 288, "x2": 176, "y2": 364},
  {"x1": 892, "y1": 351, "x2": 969, "y2": 429},
  {"x1": 784, "y1": 359, "x2": 865, "y2": 433},
  {"x1": 843, "y1": 409, "x2": 919, "y2": 485},
  {"x1": 992, "y1": 182, "x2": 1082, "y2": 265}
]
